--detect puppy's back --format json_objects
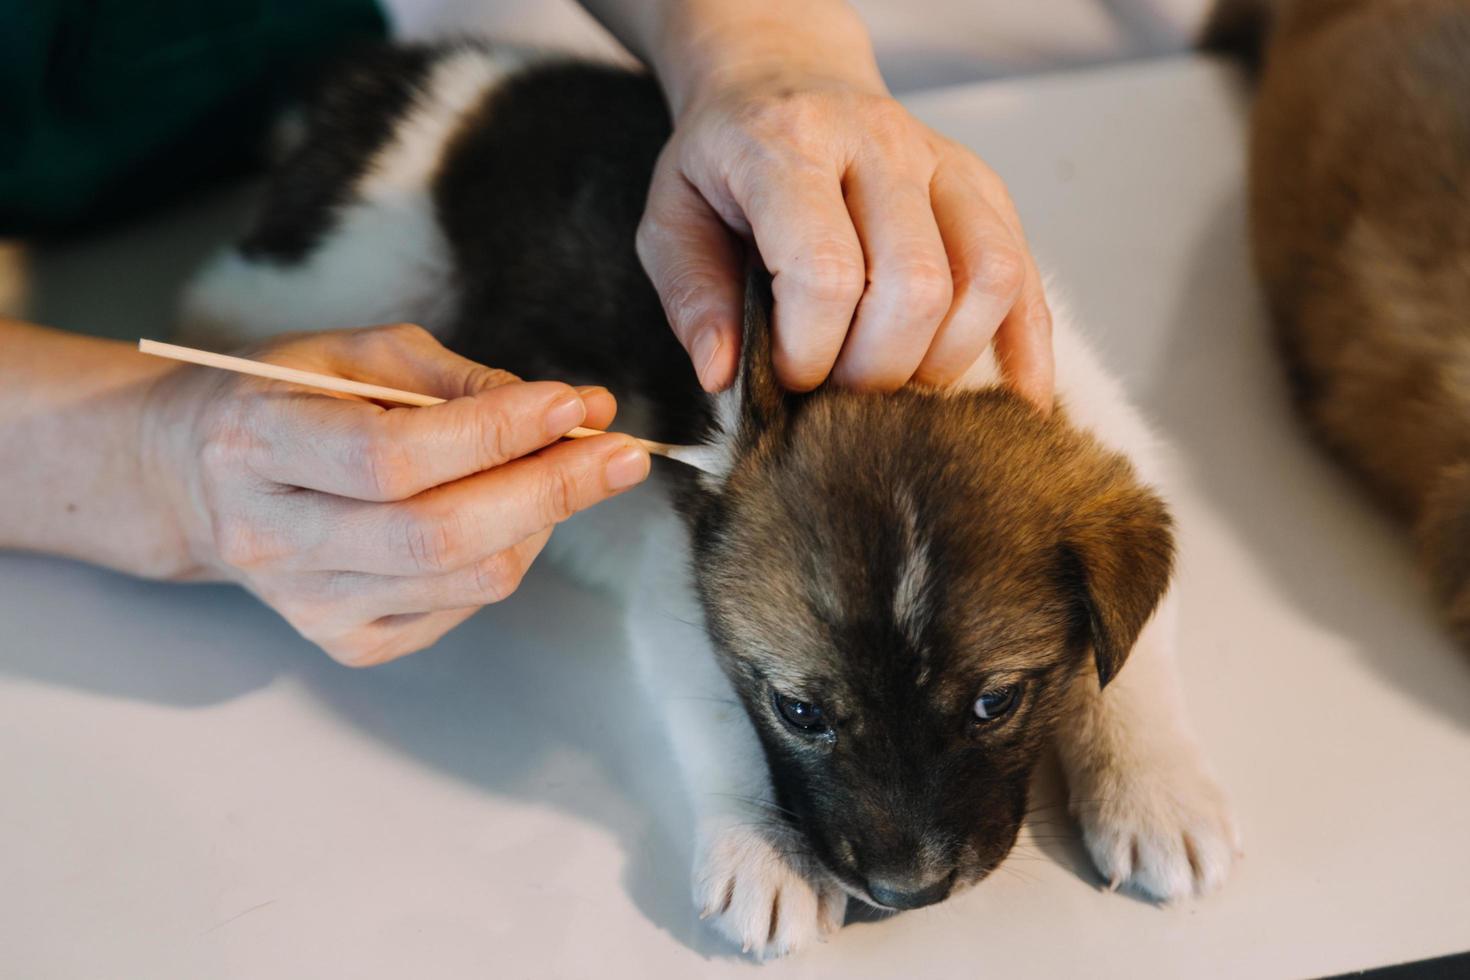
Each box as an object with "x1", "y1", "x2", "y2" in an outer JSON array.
[{"x1": 1249, "y1": 0, "x2": 1470, "y2": 642}]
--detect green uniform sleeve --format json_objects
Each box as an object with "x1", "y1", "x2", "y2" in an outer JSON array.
[{"x1": 0, "y1": 0, "x2": 387, "y2": 234}]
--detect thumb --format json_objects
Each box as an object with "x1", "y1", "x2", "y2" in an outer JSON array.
[{"x1": 635, "y1": 153, "x2": 744, "y2": 392}]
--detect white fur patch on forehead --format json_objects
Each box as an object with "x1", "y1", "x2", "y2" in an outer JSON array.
[{"x1": 892, "y1": 488, "x2": 933, "y2": 653}]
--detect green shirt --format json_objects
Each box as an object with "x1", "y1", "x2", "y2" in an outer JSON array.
[{"x1": 0, "y1": 0, "x2": 386, "y2": 234}]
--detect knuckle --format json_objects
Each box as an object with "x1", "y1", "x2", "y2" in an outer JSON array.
[
  {"x1": 473, "y1": 400, "x2": 519, "y2": 466},
  {"x1": 403, "y1": 507, "x2": 462, "y2": 574},
  {"x1": 348, "y1": 322, "x2": 434, "y2": 359},
  {"x1": 540, "y1": 465, "x2": 583, "y2": 525},
  {"x1": 785, "y1": 245, "x2": 866, "y2": 309},
  {"x1": 971, "y1": 246, "x2": 1026, "y2": 302},
  {"x1": 198, "y1": 431, "x2": 237, "y2": 478},
  {"x1": 457, "y1": 362, "x2": 517, "y2": 396},
  {"x1": 320, "y1": 633, "x2": 382, "y2": 668},
  {"x1": 471, "y1": 553, "x2": 525, "y2": 605},
  {"x1": 865, "y1": 97, "x2": 915, "y2": 143},
  {"x1": 739, "y1": 91, "x2": 806, "y2": 139},
  {"x1": 356, "y1": 433, "x2": 416, "y2": 501},
  {"x1": 379, "y1": 322, "x2": 434, "y2": 346},
  {"x1": 197, "y1": 415, "x2": 253, "y2": 480},
  {"x1": 212, "y1": 515, "x2": 274, "y2": 570},
  {"x1": 892, "y1": 258, "x2": 954, "y2": 320}
]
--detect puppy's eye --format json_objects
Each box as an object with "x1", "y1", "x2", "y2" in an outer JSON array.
[
  {"x1": 773, "y1": 691, "x2": 829, "y2": 734},
  {"x1": 972, "y1": 686, "x2": 1020, "y2": 722}
]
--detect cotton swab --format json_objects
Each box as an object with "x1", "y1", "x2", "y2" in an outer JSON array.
[{"x1": 137, "y1": 339, "x2": 721, "y2": 474}]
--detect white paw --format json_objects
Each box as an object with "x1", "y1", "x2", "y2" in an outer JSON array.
[
  {"x1": 693, "y1": 819, "x2": 847, "y2": 959},
  {"x1": 1072, "y1": 750, "x2": 1241, "y2": 903}
]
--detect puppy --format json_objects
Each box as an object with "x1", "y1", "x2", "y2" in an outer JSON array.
[
  {"x1": 183, "y1": 42, "x2": 1237, "y2": 956},
  {"x1": 1247, "y1": 0, "x2": 1470, "y2": 647}
]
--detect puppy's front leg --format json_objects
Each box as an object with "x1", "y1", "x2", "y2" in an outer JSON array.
[
  {"x1": 1053, "y1": 593, "x2": 1241, "y2": 900},
  {"x1": 626, "y1": 513, "x2": 846, "y2": 957}
]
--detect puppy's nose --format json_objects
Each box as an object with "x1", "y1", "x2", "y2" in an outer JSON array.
[{"x1": 866, "y1": 876, "x2": 952, "y2": 911}]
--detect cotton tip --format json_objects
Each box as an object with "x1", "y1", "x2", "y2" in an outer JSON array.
[{"x1": 658, "y1": 442, "x2": 724, "y2": 475}]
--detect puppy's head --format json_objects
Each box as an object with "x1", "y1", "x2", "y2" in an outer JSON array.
[{"x1": 680, "y1": 270, "x2": 1173, "y2": 910}]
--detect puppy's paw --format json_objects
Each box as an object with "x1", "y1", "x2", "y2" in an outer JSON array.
[
  {"x1": 693, "y1": 820, "x2": 847, "y2": 959},
  {"x1": 1072, "y1": 750, "x2": 1240, "y2": 903}
]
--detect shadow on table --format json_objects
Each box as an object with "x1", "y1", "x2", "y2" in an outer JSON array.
[
  {"x1": 294, "y1": 568, "x2": 730, "y2": 958},
  {"x1": 1141, "y1": 191, "x2": 1470, "y2": 731},
  {"x1": 0, "y1": 549, "x2": 736, "y2": 957}
]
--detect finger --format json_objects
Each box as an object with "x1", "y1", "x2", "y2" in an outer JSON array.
[
  {"x1": 319, "y1": 606, "x2": 482, "y2": 667},
  {"x1": 830, "y1": 155, "x2": 952, "y2": 391},
  {"x1": 912, "y1": 169, "x2": 1027, "y2": 387},
  {"x1": 991, "y1": 252, "x2": 1055, "y2": 413},
  {"x1": 638, "y1": 154, "x2": 746, "y2": 392},
  {"x1": 248, "y1": 378, "x2": 599, "y2": 501},
  {"x1": 249, "y1": 322, "x2": 523, "y2": 401},
  {"x1": 733, "y1": 161, "x2": 865, "y2": 391},
  {"x1": 291, "y1": 433, "x2": 649, "y2": 575},
  {"x1": 575, "y1": 385, "x2": 618, "y2": 431},
  {"x1": 315, "y1": 529, "x2": 552, "y2": 623},
  {"x1": 270, "y1": 322, "x2": 521, "y2": 401}
]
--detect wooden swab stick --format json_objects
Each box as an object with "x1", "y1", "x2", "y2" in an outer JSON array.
[{"x1": 138, "y1": 339, "x2": 721, "y2": 473}]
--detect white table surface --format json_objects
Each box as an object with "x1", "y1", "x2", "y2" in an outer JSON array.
[{"x1": 4, "y1": 56, "x2": 1469, "y2": 978}]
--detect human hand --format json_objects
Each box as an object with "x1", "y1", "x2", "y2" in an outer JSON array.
[
  {"x1": 141, "y1": 324, "x2": 650, "y2": 665},
  {"x1": 631, "y1": 0, "x2": 1053, "y2": 406}
]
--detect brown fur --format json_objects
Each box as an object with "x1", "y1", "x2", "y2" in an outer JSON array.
[
  {"x1": 679, "y1": 269, "x2": 1175, "y2": 899},
  {"x1": 1248, "y1": 0, "x2": 1470, "y2": 644}
]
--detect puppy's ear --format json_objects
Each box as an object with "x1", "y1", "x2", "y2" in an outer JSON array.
[
  {"x1": 1063, "y1": 481, "x2": 1175, "y2": 688},
  {"x1": 701, "y1": 261, "x2": 797, "y2": 479},
  {"x1": 732, "y1": 261, "x2": 794, "y2": 441}
]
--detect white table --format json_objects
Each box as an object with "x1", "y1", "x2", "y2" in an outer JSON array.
[{"x1": 4, "y1": 56, "x2": 1468, "y2": 978}]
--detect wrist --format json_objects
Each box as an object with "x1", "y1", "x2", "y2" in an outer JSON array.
[
  {"x1": 652, "y1": 0, "x2": 886, "y2": 116},
  {"x1": 135, "y1": 366, "x2": 220, "y2": 581},
  {"x1": 0, "y1": 322, "x2": 202, "y2": 580}
]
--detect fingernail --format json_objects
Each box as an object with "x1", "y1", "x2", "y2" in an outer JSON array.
[
  {"x1": 692, "y1": 328, "x2": 722, "y2": 391},
  {"x1": 605, "y1": 444, "x2": 650, "y2": 490},
  {"x1": 575, "y1": 385, "x2": 615, "y2": 417},
  {"x1": 544, "y1": 394, "x2": 585, "y2": 438}
]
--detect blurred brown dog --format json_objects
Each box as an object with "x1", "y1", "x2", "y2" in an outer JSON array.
[{"x1": 1245, "y1": 0, "x2": 1470, "y2": 646}]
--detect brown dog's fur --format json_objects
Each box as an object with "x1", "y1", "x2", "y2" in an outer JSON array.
[{"x1": 1248, "y1": 0, "x2": 1470, "y2": 644}]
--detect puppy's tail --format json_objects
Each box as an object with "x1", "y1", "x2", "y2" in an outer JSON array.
[{"x1": 1418, "y1": 459, "x2": 1470, "y2": 651}]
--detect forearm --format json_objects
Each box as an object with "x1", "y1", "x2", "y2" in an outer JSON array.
[
  {"x1": 0, "y1": 320, "x2": 194, "y2": 579},
  {"x1": 576, "y1": 0, "x2": 885, "y2": 114}
]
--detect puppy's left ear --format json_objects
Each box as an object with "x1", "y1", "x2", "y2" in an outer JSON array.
[
  {"x1": 1063, "y1": 482, "x2": 1175, "y2": 688},
  {"x1": 730, "y1": 261, "x2": 794, "y2": 444},
  {"x1": 696, "y1": 260, "x2": 798, "y2": 487}
]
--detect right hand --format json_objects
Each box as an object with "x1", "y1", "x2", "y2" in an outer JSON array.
[{"x1": 141, "y1": 324, "x2": 650, "y2": 666}]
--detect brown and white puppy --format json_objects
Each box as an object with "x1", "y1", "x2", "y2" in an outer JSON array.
[
  {"x1": 182, "y1": 42, "x2": 1238, "y2": 957},
  {"x1": 1246, "y1": 0, "x2": 1470, "y2": 646}
]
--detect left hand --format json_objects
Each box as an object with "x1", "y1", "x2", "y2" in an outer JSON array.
[{"x1": 628, "y1": 1, "x2": 1053, "y2": 407}]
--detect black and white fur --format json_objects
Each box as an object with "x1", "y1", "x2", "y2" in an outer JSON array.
[{"x1": 183, "y1": 42, "x2": 1238, "y2": 957}]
